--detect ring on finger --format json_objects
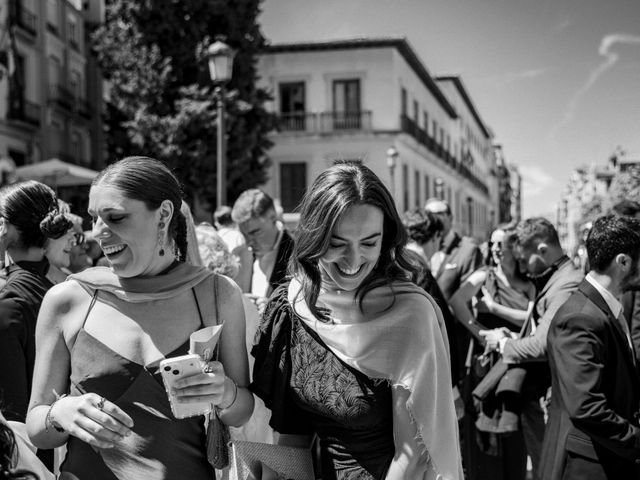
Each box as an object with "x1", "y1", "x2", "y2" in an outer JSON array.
[
  {"x1": 97, "y1": 396, "x2": 106, "y2": 410},
  {"x1": 203, "y1": 365, "x2": 214, "y2": 374}
]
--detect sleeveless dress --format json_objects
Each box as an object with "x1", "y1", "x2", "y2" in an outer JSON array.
[
  {"x1": 59, "y1": 288, "x2": 215, "y2": 480},
  {"x1": 251, "y1": 287, "x2": 394, "y2": 480}
]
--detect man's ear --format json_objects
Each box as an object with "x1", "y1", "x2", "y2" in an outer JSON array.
[
  {"x1": 536, "y1": 242, "x2": 548, "y2": 256},
  {"x1": 615, "y1": 253, "x2": 631, "y2": 272}
]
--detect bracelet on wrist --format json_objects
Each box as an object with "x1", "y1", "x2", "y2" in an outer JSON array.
[
  {"x1": 218, "y1": 378, "x2": 238, "y2": 411},
  {"x1": 45, "y1": 390, "x2": 67, "y2": 433}
]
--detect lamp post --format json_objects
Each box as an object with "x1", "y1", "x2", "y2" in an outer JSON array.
[
  {"x1": 386, "y1": 146, "x2": 398, "y2": 199},
  {"x1": 207, "y1": 38, "x2": 235, "y2": 208}
]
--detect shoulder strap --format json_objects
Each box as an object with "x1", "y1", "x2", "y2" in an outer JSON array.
[{"x1": 82, "y1": 290, "x2": 99, "y2": 328}]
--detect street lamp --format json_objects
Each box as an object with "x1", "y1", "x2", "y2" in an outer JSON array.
[
  {"x1": 207, "y1": 38, "x2": 235, "y2": 208},
  {"x1": 386, "y1": 146, "x2": 398, "y2": 198}
]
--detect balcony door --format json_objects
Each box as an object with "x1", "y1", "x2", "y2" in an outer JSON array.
[
  {"x1": 332, "y1": 79, "x2": 360, "y2": 129},
  {"x1": 279, "y1": 82, "x2": 306, "y2": 131}
]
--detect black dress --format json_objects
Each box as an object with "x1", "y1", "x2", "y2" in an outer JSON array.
[
  {"x1": 0, "y1": 260, "x2": 53, "y2": 421},
  {"x1": 251, "y1": 286, "x2": 395, "y2": 480}
]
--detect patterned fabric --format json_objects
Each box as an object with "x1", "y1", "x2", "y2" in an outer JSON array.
[{"x1": 252, "y1": 287, "x2": 394, "y2": 480}]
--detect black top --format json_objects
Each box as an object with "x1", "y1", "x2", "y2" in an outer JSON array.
[
  {"x1": 251, "y1": 286, "x2": 394, "y2": 480},
  {"x1": 0, "y1": 259, "x2": 52, "y2": 421}
]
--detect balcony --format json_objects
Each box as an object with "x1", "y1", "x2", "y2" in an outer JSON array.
[
  {"x1": 76, "y1": 99, "x2": 92, "y2": 118},
  {"x1": 275, "y1": 110, "x2": 372, "y2": 133},
  {"x1": 17, "y1": 3, "x2": 37, "y2": 37},
  {"x1": 400, "y1": 114, "x2": 489, "y2": 195},
  {"x1": 7, "y1": 99, "x2": 41, "y2": 126},
  {"x1": 49, "y1": 84, "x2": 75, "y2": 110}
]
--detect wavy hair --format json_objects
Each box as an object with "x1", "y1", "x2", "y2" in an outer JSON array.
[{"x1": 291, "y1": 161, "x2": 416, "y2": 320}]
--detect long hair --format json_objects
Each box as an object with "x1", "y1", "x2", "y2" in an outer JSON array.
[
  {"x1": 291, "y1": 161, "x2": 416, "y2": 320},
  {"x1": 93, "y1": 157, "x2": 188, "y2": 261},
  {"x1": 0, "y1": 181, "x2": 71, "y2": 249},
  {"x1": 0, "y1": 421, "x2": 38, "y2": 480}
]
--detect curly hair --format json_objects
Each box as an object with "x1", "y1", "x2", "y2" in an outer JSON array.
[{"x1": 0, "y1": 421, "x2": 38, "y2": 480}]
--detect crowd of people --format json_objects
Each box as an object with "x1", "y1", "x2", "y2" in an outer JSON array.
[{"x1": 0, "y1": 156, "x2": 639, "y2": 480}]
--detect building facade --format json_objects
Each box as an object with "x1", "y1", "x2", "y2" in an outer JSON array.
[
  {"x1": 257, "y1": 37, "x2": 499, "y2": 239},
  {"x1": 0, "y1": 0, "x2": 104, "y2": 175}
]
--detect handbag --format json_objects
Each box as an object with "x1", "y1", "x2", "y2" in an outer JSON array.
[
  {"x1": 202, "y1": 274, "x2": 231, "y2": 469},
  {"x1": 227, "y1": 441, "x2": 314, "y2": 480},
  {"x1": 471, "y1": 358, "x2": 508, "y2": 402}
]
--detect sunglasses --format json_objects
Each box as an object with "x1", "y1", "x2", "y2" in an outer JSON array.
[{"x1": 73, "y1": 232, "x2": 85, "y2": 246}]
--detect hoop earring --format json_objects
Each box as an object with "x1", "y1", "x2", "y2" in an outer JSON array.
[{"x1": 158, "y1": 221, "x2": 165, "y2": 257}]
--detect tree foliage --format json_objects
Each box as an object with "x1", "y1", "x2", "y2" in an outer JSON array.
[
  {"x1": 92, "y1": 0, "x2": 275, "y2": 211},
  {"x1": 607, "y1": 165, "x2": 640, "y2": 206}
]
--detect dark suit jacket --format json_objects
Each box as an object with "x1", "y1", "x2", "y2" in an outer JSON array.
[
  {"x1": 541, "y1": 279, "x2": 640, "y2": 480},
  {"x1": 622, "y1": 291, "x2": 640, "y2": 363},
  {"x1": 435, "y1": 230, "x2": 483, "y2": 302},
  {"x1": 266, "y1": 229, "x2": 294, "y2": 294}
]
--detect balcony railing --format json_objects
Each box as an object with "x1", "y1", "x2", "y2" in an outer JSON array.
[
  {"x1": 400, "y1": 114, "x2": 488, "y2": 195},
  {"x1": 49, "y1": 84, "x2": 75, "y2": 110},
  {"x1": 320, "y1": 111, "x2": 371, "y2": 131},
  {"x1": 7, "y1": 98, "x2": 41, "y2": 126},
  {"x1": 276, "y1": 110, "x2": 372, "y2": 133},
  {"x1": 17, "y1": 3, "x2": 37, "y2": 36},
  {"x1": 76, "y1": 98, "x2": 92, "y2": 118}
]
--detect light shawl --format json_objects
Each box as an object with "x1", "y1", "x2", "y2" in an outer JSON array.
[
  {"x1": 288, "y1": 278, "x2": 463, "y2": 480},
  {"x1": 67, "y1": 263, "x2": 213, "y2": 302}
]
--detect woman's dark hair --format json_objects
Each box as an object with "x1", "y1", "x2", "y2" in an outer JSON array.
[
  {"x1": 93, "y1": 157, "x2": 188, "y2": 261},
  {"x1": 0, "y1": 421, "x2": 38, "y2": 479},
  {"x1": 0, "y1": 181, "x2": 72, "y2": 249},
  {"x1": 291, "y1": 161, "x2": 416, "y2": 320}
]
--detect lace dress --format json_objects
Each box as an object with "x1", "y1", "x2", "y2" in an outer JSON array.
[{"x1": 251, "y1": 287, "x2": 394, "y2": 480}]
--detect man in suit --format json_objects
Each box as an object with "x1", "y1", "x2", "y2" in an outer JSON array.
[
  {"x1": 611, "y1": 199, "x2": 640, "y2": 362},
  {"x1": 480, "y1": 217, "x2": 583, "y2": 479},
  {"x1": 541, "y1": 214, "x2": 640, "y2": 479},
  {"x1": 231, "y1": 189, "x2": 294, "y2": 313}
]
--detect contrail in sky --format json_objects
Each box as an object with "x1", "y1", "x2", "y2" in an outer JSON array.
[{"x1": 549, "y1": 33, "x2": 640, "y2": 140}]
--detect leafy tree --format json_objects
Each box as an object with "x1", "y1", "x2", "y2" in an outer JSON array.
[
  {"x1": 91, "y1": 0, "x2": 275, "y2": 211},
  {"x1": 607, "y1": 165, "x2": 640, "y2": 206}
]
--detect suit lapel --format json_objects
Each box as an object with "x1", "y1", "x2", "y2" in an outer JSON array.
[{"x1": 578, "y1": 280, "x2": 638, "y2": 371}]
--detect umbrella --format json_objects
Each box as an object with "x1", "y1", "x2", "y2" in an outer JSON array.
[{"x1": 15, "y1": 158, "x2": 98, "y2": 188}]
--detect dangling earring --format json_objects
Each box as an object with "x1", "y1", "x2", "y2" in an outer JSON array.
[{"x1": 158, "y1": 221, "x2": 165, "y2": 256}]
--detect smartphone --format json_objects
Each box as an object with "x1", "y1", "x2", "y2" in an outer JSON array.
[{"x1": 159, "y1": 354, "x2": 213, "y2": 419}]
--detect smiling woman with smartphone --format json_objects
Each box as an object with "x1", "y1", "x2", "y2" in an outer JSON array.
[{"x1": 25, "y1": 157, "x2": 253, "y2": 480}]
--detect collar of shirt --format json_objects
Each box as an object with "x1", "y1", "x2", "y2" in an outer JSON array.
[{"x1": 585, "y1": 272, "x2": 623, "y2": 318}]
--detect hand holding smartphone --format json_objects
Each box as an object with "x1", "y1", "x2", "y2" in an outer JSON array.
[{"x1": 159, "y1": 354, "x2": 212, "y2": 419}]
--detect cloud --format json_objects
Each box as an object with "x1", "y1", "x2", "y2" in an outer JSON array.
[
  {"x1": 519, "y1": 164, "x2": 555, "y2": 198},
  {"x1": 549, "y1": 33, "x2": 640, "y2": 139}
]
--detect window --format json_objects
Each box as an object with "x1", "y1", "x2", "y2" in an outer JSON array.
[
  {"x1": 70, "y1": 70, "x2": 82, "y2": 100},
  {"x1": 423, "y1": 111, "x2": 429, "y2": 130},
  {"x1": 401, "y1": 87, "x2": 407, "y2": 116},
  {"x1": 413, "y1": 100, "x2": 418, "y2": 124},
  {"x1": 424, "y1": 175, "x2": 430, "y2": 200},
  {"x1": 70, "y1": 131, "x2": 82, "y2": 163},
  {"x1": 48, "y1": 56, "x2": 61, "y2": 85},
  {"x1": 333, "y1": 79, "x2": 361, "y2": 129},
  {"x1": 47, "y1": 0, "x2": 60, "y2": 33},
  {"x1": 68, "y1": 15, "x2": 79, "y2": 49},
  {"x1": 279, "y1": 82, "x2": 305, "y2": 131},
  {"x1": 402, "y1": 164, "x2": 409, "y2": 212},
  {"x1": 432, "y1": 120, "x2": 437, "y2": 139},
  {"x1": 280, "y1": 163, "x2": 306, "y2": 212},
  {"x1": 414, "y1": 170, "x2": 421, "y2": 208}
]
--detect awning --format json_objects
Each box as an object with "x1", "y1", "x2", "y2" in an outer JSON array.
[{"x1": 15, "y1": 158, "x2": 98, "y2": 187}]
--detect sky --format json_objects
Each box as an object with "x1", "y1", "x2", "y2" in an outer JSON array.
[{"x1": 259, "y1": 0, "x2": 640, "y2": 219}]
